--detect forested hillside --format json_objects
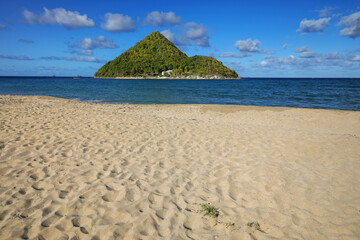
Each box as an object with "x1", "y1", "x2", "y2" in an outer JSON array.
[{"x1": 94, "y1": 31, "x2": 238, "y2": 79}]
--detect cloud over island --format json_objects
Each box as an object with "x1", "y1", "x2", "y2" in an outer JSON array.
[
  {"x1": 297, "y1": 17, "x2": 331, "y2": 33},
  {"x1": 22, "y1": 7, "x2": 95, "y2": 29},
  {"x1": 101, "y1": 13, "x2": 137, "y2": 32},
  {"x1": 143, "y1": 11, "x2": 181, "y2": 27}
]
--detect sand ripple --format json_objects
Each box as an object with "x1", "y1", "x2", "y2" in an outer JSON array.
[{"x1": 0, "y1": 95, "x2": 359, "y2": 239}]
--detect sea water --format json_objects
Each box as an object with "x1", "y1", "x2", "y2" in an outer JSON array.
[{"x1": 0, "y1": 77, "x2": 359, "y2": 111}]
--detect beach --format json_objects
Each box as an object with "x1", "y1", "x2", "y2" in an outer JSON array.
[{"x1": 0, "y1": 95, "x2": 359, "y2": 239}]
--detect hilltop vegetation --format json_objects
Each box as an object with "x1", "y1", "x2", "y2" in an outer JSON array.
[
  {"x1": 174, "y1": 55, "x2": 238, "y2": 78},
  {"x1": 94, "y1": 31, "x2": 238, "y2": 79}
]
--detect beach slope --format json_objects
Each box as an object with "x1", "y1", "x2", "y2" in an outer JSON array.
[{"x1": 0, "y1": 95, "x2": 359, "y2": 239}]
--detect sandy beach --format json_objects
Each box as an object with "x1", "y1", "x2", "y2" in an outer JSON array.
[{"x1": 0, "y1": 95, "x2": 359, "y2": 239}]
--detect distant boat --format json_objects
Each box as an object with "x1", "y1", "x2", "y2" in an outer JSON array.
[{"x1": 73, "y1": 75, "x2": 82, "y2": 79}]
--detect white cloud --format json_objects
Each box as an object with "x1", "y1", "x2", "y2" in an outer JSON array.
[
  {"x1": 160, "y1": 23, "x2": 210, "y2": 47},
  {"x1": 144, "y1": 11, "x2": 181, "y2": 27},
  {"x1": 282, "y1": 43, "x2": 288, "y2": 49},
  {"x1": 101, "y1": 13, "x2": 136, "y2": 32},
  {"x1": 260, "y1": 60, "x2": 269, "y2": 67},
  {"x1": 324, "y1": 52, "x2": 341, "y2": 59},
  {"x1": 297, "y1": 17, "x2": 330, "y2": 33},
  {"x1": 234, "y1": 39, "x2": 262, "y2": 52},
  {"x1": 71, "y1": 36, "x2": 117, "y2": 50},
  {"x1": 0, "y1": 54, "x2": 33, "y2": 60},
  {"x1": 295, "y1": 46, "x2": 317, "y2": 58},
  {"x1": 349, "y1": 55, "x2": 360, "y2": 61},
  {"x1": 70, "y1": 50, "x2": 93, "y2": 56},
  {"x1": 76, "y1": 38, "x2": 92, "y2": 50},
  {"x1": 185, "y1": 22, "x2": 206, "y2": 39},
  {"x1": 184, "y1": 22, "x2": 209, "y2": 47},
  {"x1": 255, "y1": 52, "x2": 355, "y2": 70},
  {"x1": 266, "y1": 55, "x2": 297, "y2": 65},
  {"x1": 338, "y1": 11, "x2": 360, "y2": 38},
  {"x1": 218, "y1": 52, "x2": 252, "y2": 58},
  {"x1": 161, "y1": 29, "x2": 176, "y2": 43},
  {"x1": 22, "y1": 7, "x2": 95, "y2": 29},
  {"x1": 175, "y1": 35, "x2": 191, "y2": 46},
  {"x1": 41, "y1": 56, "x2": 106, "y2": 63},
  {"x1": 295, "y1": 46, "x2": 311, "y2": 53},
  {"x1": 318, "y1": 6, "x2": 337, "y2": 17},
  {"x1": 254, "y1": 55, "x2": 309, "y2": 69},
  {"x1": 299, "y1": 51, "x2": 317, "y2": 58}
]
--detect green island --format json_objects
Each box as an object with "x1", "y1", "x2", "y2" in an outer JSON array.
[{"x1": 94, "y1": 31, "x2": 238, "y2": 79}]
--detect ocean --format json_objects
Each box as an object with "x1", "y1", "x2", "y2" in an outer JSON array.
[{"x1": 0, "y1": 77, "x2": 359, "y2": 111}]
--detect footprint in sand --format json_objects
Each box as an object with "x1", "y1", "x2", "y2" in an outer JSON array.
[
  {"x1": 102, "y1": 191, "x2": 121, "y2": 202},
  {"x1": 148, "y1": 192, "x2": 163, "y2": 207},
  {"x1": 155, "y1": 209, "x2": 167, "y2": 220},
  {"x1": 125, "y1": 188, "x2": 140, "y2": 202},
  {"x1": 58, "y1": 190, "x2": 69, "y2": 199},
  {"x1": 41, "y1": 215, "x2": 61, "y2": 227},
  {"x1": 32, "y1": 181, "x2": 52, "y2": 191},
  {"x1": 71, "y1": 217, "x2": 92, "y2": 236}
]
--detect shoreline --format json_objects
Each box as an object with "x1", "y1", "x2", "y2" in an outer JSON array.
[
  {"x1": 0, "y1": 95, "x2": 359, "y2": 239},
  {"x1": 1, "y1": 94, "x2": 359, "y2": 112},
  {"x1": 93, "y1": 76, "x2": 243, "y2": 80}
]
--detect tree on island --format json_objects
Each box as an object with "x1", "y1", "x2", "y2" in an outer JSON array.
[{"x1": 94, "y1": 31, "x2": 238, "y2": 79}]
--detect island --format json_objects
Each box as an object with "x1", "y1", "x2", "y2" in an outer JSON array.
[{"x1": 94, "y1": 31, "x2": 239, "y2": 79}]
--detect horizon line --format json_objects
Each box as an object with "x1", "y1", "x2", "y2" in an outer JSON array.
[{"x1": 0, "y1": 76, "x2": 359, "y2": 79}]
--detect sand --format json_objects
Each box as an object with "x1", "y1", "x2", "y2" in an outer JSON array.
[{"x1": 0, "y1": 95, "x2": 359, "y2": 240}]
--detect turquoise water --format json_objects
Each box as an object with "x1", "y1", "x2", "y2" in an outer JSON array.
[{"x1": 0, "y1": 77, "x2": 359, "y2": 110}]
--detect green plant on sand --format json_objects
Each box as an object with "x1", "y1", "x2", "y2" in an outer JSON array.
[
  {"x1": 200, "y1": 203, "x2": 220, "y2": 218},
  {"x1": 247, "y1": 221, "x2": 264, "y2": 232},
  {"x1": 197, "y1": 203, "x2": 265, "y2": 233}
]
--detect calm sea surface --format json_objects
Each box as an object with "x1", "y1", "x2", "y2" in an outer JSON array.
[{"x1": 0, "y1": 77, "x2": 359, "y2": 111}]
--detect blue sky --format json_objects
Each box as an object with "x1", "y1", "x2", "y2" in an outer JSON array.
[{"x1": 0, "y1": 0, "x2": 359, "y2": 77}]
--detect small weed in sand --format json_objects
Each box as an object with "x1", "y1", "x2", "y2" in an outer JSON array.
[
  {"x1": 247, "y1": 221, "x2": 263, "y2": 232},
  {"x1": 225, "y1": 222, "x2": 235, "y2": 228},
  {"x1": 200, "y1": 203, "x2": 219, "y2": 218}
]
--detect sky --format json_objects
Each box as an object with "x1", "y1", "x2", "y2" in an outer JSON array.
[{"x1": 0, "y1": 0, "x2": 359, "y2": 77}]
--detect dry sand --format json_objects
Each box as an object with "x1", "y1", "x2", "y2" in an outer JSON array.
[{"x1": 0, "y1": 95, "x2": 359, "y2": 240}]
